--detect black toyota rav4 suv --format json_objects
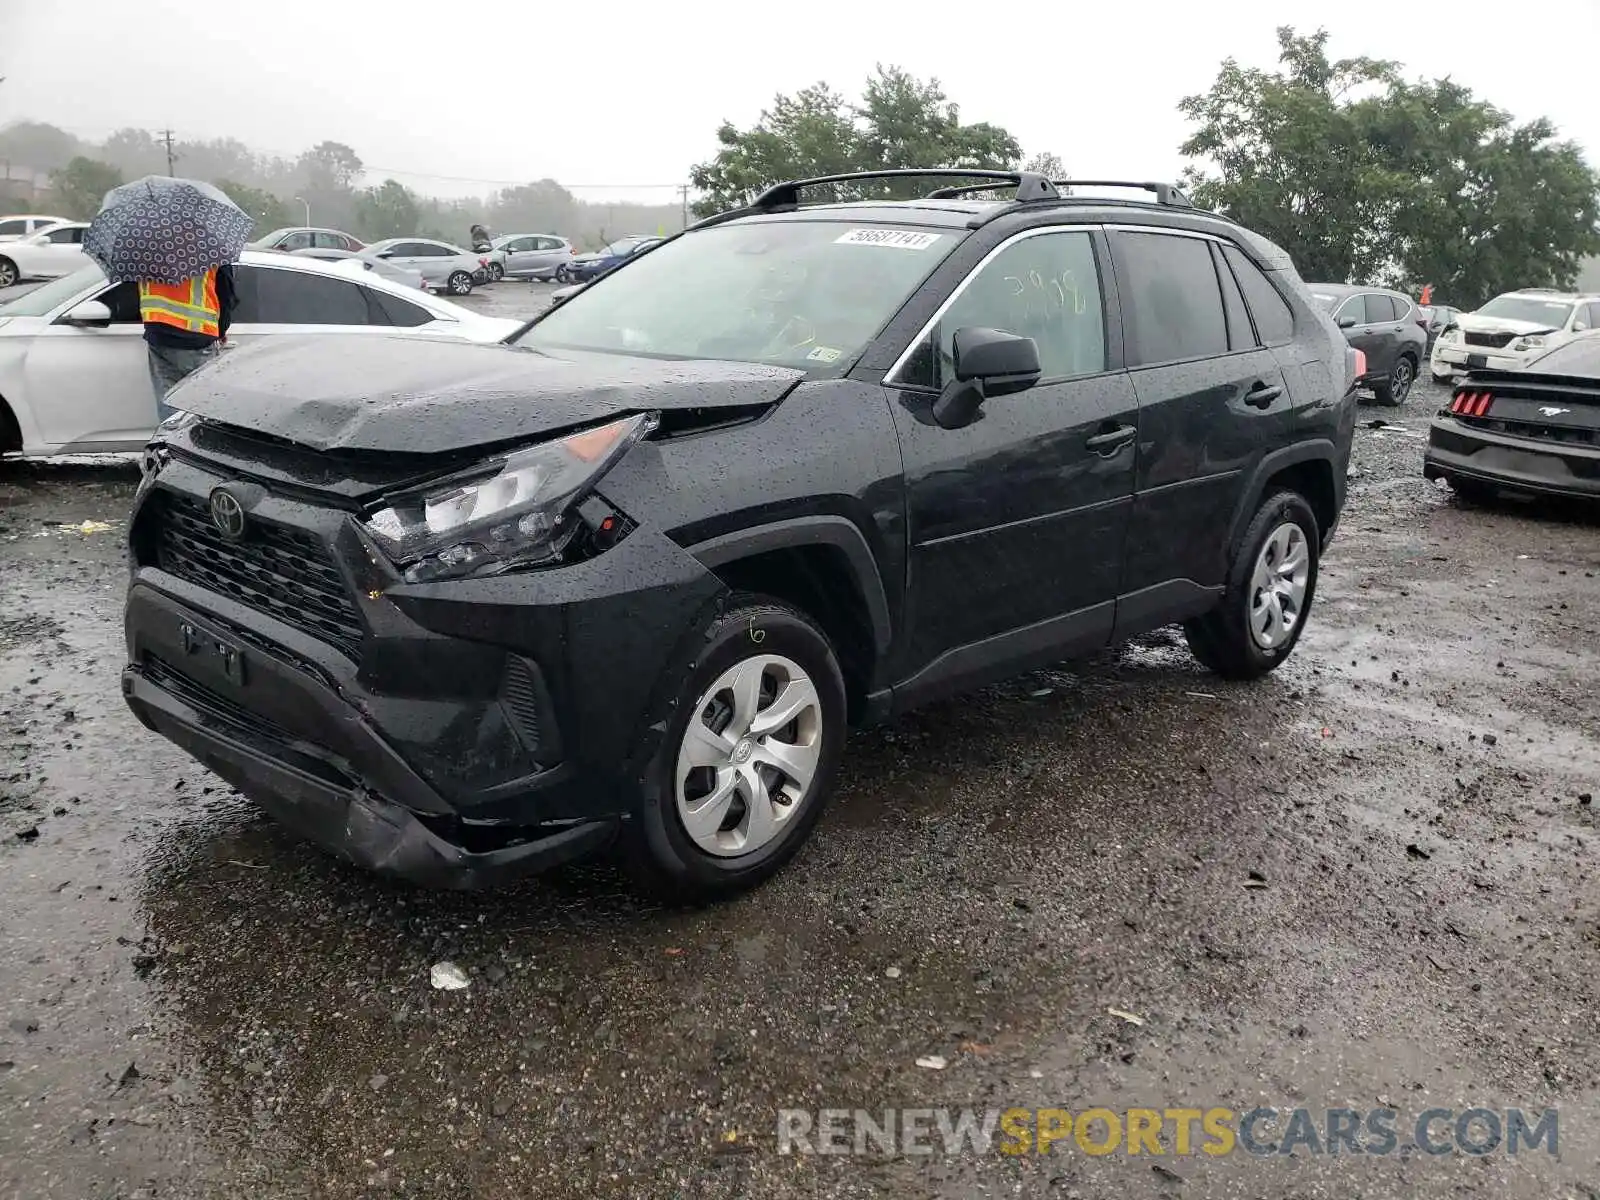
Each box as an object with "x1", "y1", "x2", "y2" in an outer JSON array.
[{"x1": 123, "y1": 170, "x2": 1358, "y2": 900}]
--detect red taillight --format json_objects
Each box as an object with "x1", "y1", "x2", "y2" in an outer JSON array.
[
  {"x1": 479, "y1": 257, "x2": 489, "y2": 267},
  {"x1": 1450, "y1": 390, "x2": 1493, "y2": 416},
  {"x1": 1352, "y1": 349, "x2": 1367, "y2": 378}
]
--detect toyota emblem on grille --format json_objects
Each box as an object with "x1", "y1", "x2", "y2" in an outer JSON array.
[{"x1": 209, "y1": 487, "x2": 247, "y2": 540}]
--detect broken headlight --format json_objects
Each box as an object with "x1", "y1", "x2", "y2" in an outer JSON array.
[{"x1": 361, "y1": 412, "x2": 655, "y2": 584}]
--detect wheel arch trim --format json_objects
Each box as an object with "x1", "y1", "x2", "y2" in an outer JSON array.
[{"x1": 685, "y1": 515, "x2": 892, "y2": 655}]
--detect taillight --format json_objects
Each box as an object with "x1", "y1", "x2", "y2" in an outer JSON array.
[
  {"x1": 479, "y1": 257, "x2": 489, "y2": 267},
  {"x1": 1352, "y1": 348, "x2": 1367, "y2": 378},
  {"x1": 1450, "y1": 390, "x2": 1493, "y2": 417}
]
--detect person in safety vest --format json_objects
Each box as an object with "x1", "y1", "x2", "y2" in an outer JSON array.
[{"x1": 140, "y1": 263, "x2": 237, "y2": 421}]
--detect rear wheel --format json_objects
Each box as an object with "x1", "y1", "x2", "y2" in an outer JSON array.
[
  {"x1": 446, "y1": 271, "x2": 473, "y2": 296},
  {"x1": 1184, "y1": 490, "x2": 1320, "y2": 680},
  {"x1": 624, "y1": 596, "x2": 846, "y2": 903},
  {"x1": 0, "y1": 258, "x2": 17, "y2": 288},
  {"x1": 1375, "y1": 355, "x2": 1415, "y2": 405}
]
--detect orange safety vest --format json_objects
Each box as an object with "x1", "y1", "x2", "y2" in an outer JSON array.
[{"x1": 138, "y1": 269, "x2": 221, "y2": 337}]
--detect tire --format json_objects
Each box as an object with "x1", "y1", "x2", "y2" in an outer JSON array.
[
  {"x1": 1183, "y1": 490, "x2": 1320, "y2": 680},
  {"x1": 488, "y1": 262, "x2": 504, "y2": 282},
  {"x1": 446, "y1": 271, "x2": 473, "y2": 296},
  {"x1": 1375, "y1": 354, "x2": 1416, "y2": 405},
  {"x1": 623, "y1": 595, "x2": 847, "y2": 903},
  {"x1": 554, "y1": 263, "x2": 572, "y2": 282},
  {"x1": 0, "y1": 258, "x2": 17, "y2": 289}
]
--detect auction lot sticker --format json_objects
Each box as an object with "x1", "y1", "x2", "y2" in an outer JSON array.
[{"x1": 835, "y1": 228, "x2": 943, "y2": 250}]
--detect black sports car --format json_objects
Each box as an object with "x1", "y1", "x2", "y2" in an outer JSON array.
[{"x1": 1424, "y1": 334, "x2": 1600, "y2": 502}]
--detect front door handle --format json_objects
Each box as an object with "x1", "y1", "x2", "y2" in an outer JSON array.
[
  {"x1": 1244, "y1": 382, "x2": 1283, "y2": 409},
  {"x1": 1085, "y1": 423, "x2": 1137, "y2": 455}
]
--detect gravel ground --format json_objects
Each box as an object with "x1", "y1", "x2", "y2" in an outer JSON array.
[{"x1": 1, "y1": 337, "x2": 1598, "y2": 1199}]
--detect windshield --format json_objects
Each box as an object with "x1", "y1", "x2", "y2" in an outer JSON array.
[
  {"x1": 512, "y1": 219, "x2": 961, "y2": 371},
  {"x1": 0, "y1": 264, "x2": 104, "y2": 316},
  {"x1": 1476, "y1": 295, "x2": 1575, "y2": 327}
]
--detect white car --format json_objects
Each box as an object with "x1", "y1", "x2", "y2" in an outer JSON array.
[
  {"x1": 1431, "y1": 289, "x2": 1600, "y2": 381},
  {"x1": 0, "y1": 214, "x2": 71, "y2": 243},
  {"x1": 288, "y1": 245, "x2": 428, "y2": 291},
  {"x1": 364, "y1": 238, "x2": 488, "y2": 295},
  {"x1": 0, "y1": 251, "x2": 523, "y2": 459},
  {"x1": 0, "y1": 221, "x2": 90, "y2": 287},
  {"x1": 492, "y1": 233, "x2": 575, "y2": 280}
]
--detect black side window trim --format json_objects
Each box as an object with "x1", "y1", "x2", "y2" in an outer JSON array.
[{"x1": 883, "y1": 225, "x2": 1120, "y2": 393}]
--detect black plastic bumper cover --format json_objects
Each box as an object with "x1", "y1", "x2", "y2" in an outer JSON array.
[
  {"x1": 1424, "y1": 419, "x2": 1600, "y2": 499},
  {"x1": 122, "y1": 666, "x2": 618, "y2": 890}
]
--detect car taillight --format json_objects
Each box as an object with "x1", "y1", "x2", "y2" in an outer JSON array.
[
  {"x1": 1450, "y1": 389, "x2": 1493, "y2": 417},
  {"x1": 1352, "y1": 348, "x2": 1367, "y2": 378},
  {"x1": 479, "y1": 257, "x2": 489, "y2": 267}
]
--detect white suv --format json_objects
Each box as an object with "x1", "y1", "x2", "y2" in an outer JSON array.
[{"x1": 1431, "y1": 289, "x2": 1600, "y2": 380}]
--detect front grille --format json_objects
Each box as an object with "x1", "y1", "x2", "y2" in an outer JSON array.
[
  {"x1": 147, "y1": 491, "x2": 365, "y2": 658},
  {"x1": 1464, "y1": 330, "x2": 1518, "y2": 349}
]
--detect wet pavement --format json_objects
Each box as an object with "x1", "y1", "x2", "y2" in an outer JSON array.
[{"x1": 2, "y1": 367, "x2": 1598, "y2": 1199}]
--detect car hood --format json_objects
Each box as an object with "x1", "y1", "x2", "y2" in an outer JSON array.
[
  {"x1": 169, "y1": 334, "x2": 805, "y2": 453},
  {"x1": 1457, "y1": 314, "x2": 1559, "y2": 336}
]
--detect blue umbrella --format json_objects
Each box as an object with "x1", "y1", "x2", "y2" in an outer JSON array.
[{"x1": 83, "y1": 175, "x2": 255, "y2": 285}]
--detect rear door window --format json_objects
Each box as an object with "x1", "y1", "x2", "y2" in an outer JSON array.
[
  {"x1": 1363, "y1": 294, "x2": 1398, "y2": 324},
  {"x1": 1116, "y1": 231, "x2": 1229, "y2": 366},
  {"x1": 240, "y1": 266, "x2": 372, "y2": 324},
  {"x1": 367, "y1": 289, "x2": 434, "y2": 327},
  {"x1": 1211, "y1": 243, "x2": 1257, "y2": 351},
  {"x1": 0, "y1": 218, "x2": 28, "y2": 237},
  {"x1": 1222, "y1": 246, "x2": 1294, "y2": 344}
]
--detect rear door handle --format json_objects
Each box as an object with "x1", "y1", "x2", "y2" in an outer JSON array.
[
  {"x1": 1085, "y1": 424, "x2": 1137, "y2": 454},
  {"x1": 1244, "y1": 382, "x2": 1283, "y2": 409}
]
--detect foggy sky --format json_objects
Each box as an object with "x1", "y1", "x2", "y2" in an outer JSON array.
[{"x1": 5, "y1": 0, "x2": 1599, "y2": 206}]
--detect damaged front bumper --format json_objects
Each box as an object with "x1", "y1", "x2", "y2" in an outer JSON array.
[
  {"x1": 124, "y1": 661, "x2": 616, "y2": 888},
  {"x1": 121, "y1": 584, "x2": 621, "y2": 888}
]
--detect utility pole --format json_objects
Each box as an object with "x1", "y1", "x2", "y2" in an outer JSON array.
[
  {"x1": 159, "y1": 128, "x2": 178, "y2": 175},
  {"x1": 678, "y1": 184, "x2": 690, "y2": 230}
]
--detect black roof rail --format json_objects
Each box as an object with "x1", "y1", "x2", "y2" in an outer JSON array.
[
  {"x1": 751, "y1": 169, "x2": 1060, "y2": 210},
  {"x1": 1048, "y1": 180, "x2": 1193, "y2": 207}
]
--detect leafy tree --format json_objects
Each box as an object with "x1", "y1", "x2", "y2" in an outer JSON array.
[
  {"x1": 0, "y1": 121, "x2": 87, "y2": 174},
  {"x1": 356, "y1": 179, "x2": 421, "y2": 240},
  {"x1": 48, "y1": 157, "x2": 124, "y2": 219},
  {"x1": 689, "y1": 67, "x2": 1021, "y2": 218},
  {"x1": 1023, "y1": 151, "x2": 1066, "y2": 180},
  {"x1": 100, "y1": 128, "x2": 167, "y2": 179},
  {"x1": 298, "y1": 140, "x2": 364, "y2": 192},
  {"x1": 1180, "y1": 27, "x2": 1600, "y2": 306},
  {"x1": 214, "y1": 179, "x2": 290, "y2": 235}
]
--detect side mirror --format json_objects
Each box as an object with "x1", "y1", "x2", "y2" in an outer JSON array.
[
  {"x1": 61, "y1": 299, "x2": 112, "y2": 327},
  {"x1": 1575, "y1": 322, "x2": 1591, "y2": 333},
  {"x1": 931, "y1": 327, "x2": 1042, "y2": 430},
  {"x1": 1337, "y1": 314, "x2": 1357, "y2": 329}
]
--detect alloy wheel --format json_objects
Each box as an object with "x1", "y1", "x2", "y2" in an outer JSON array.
[
  {"x1": 1248, "y1": 522, "x2": 1310, "y2": 650},
  {"x1": 674, "y1": 653, "x2": 824, "y2": 858},
  {"x1": 0, "y1": 259, "x2": 16, "y2": 288},
  {"x1": 1390, "y1": 358, "x2": 1413, "y2": 403}
]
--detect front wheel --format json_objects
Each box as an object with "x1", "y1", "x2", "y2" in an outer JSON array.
[
  {"x1": 1375, "y1": 355, "x2": 1415, "y2": 405},
  {"x1": 554, "y1": 263, "x2": 572, "y2": 282},
  {"x1": 1184, "y1": 490, "x2": 1320, "y2": 680},
  {"x1": 488, "y1": 262, "x2": 504, "y2": 282},
  {"x1": 624, "y1": 596, "x2": 846, "y2": 903},
  {"x1": 0, "y1": 258, "x2": 17, "y2": 288},
  {"x1": 446, "y1": 271, "x2": 473, "y2": 296}
]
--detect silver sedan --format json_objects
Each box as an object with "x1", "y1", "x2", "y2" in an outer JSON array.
[
  {"x1": 364, "y1": 238, "x2": 488, "y2": 296},
  {"x1": 289, "y1": 246, "x2": 427, "y2": 291}
]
